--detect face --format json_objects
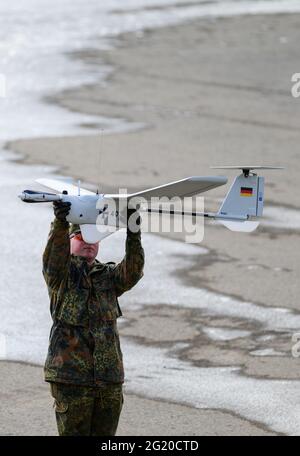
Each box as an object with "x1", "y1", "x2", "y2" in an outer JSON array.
[{"x1": 70, "y1": 233, "x2": 99, "y2": 263}]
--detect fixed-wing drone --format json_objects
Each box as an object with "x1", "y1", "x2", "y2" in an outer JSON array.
[{"x1": 19, "y1": 166, "x2": 282, "y2": 243}]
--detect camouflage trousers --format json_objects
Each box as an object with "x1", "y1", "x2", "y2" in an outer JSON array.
[{"x1": 50, "y1": 382, "x2": 123, "y2": 436}]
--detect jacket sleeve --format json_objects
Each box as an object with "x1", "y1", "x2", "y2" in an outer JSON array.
[
  {"x1": 43, "y1": 219, "x2": 70, "y2": 291},
  {"x1": 111, "y1": 230, "x2": 145, "y2": 297}
]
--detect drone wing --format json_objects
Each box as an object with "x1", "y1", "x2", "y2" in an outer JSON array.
[
  {"x1": 104, "y1": 176, "x2": 227, "y2": 202},
  {"x1": 36, "y1": 178, "x2": 95, "y2": 196}
]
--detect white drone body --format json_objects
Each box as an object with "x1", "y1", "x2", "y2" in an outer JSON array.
[{"x1": 19, "y1": 166, "x2": 283, "y2": 243}]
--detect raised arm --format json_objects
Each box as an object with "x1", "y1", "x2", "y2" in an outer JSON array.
[
  {"x1": 42, "y1": 202, "x2": 71, "y2": 291},
  {"x1": 111, "y1": 209, "x2": 145, "y2": 297}
]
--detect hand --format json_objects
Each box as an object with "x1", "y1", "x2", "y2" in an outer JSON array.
[
  {"x1": 127, "y1": 206, "x2": 141, "y2": 233},
  {"x1": 53, "y1": 201, "x2": 71, "y2": 222}
]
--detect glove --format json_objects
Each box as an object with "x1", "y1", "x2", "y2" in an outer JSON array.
[
  {"x1": 127, "y1": 206, "x2": 141, "y2": 234},
  {"x1": 53, "y1": 201, "x2": 71, "y2": 222}
]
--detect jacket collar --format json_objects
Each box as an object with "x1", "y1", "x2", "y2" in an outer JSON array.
[{"x1": 71, "y1": 255, "x2": 106, "y2": 275}]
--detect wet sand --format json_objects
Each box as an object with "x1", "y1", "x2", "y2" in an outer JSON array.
[
  {"x1": 9, "y1": 14, "x2": 300, "y2": 204},
  {"x1": 3, "y1": 13, "x2": 300, "y2": 435},
  {"x1": 0, "y1": 361, "x2": 275, "y2": 436}
]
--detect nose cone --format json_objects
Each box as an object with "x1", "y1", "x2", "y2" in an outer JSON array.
[{"x1": 18, "y1": 192, "x2": 26, "y2": 201}]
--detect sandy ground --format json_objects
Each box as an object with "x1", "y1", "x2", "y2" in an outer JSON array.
[
  {"x1": 3, "y1": 13, "x2": 300, "y2": 435},
  {"x1": 0, "y1": 361, "x2": 274, "y2": 436}
]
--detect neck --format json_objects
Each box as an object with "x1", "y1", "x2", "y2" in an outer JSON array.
[{"x1": 72, "y1": 254, "x2": 95, "y2": 266}]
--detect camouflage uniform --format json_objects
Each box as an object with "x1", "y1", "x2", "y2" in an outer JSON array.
[
  {"x1": 43, "y1": 218, "x2": 144, "y2": 435},
  {"x1": 50, "y1": 383, "x2": 124, "y2": 436}
]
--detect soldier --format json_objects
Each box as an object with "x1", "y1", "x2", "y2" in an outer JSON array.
[{"x1": 43, "y1": 200, "x2": 144, "y2": 436}]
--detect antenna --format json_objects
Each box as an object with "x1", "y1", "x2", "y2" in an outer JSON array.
[{"x1": 78, "y1": 180, "x2": 81, "y2": 196}]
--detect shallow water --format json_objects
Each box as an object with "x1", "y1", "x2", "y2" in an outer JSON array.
[
  {"x1": 1, "y1": 0, "x2": 300, "y2": 141},
  {"x1": 124, "y1": 340, "x2": 300, "y2": 435}
]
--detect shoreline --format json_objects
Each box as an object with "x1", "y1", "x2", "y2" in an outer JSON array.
[
  {"x1": 2, "y1": 12, "x2": 300, "y2": 435},
  {"x1": 6, "y1": 12, "x2": 300, "y2": 311},
  {"x1": 6, "y1": 12, "x2": 300, "y2": 202},
  {"x1": 0, "y1": 360, "x2": 277, "y2": 436}
]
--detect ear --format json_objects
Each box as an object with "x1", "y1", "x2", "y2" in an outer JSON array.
[{"x1": 70, "y1": 237, "x2": 76, "y2": 254}]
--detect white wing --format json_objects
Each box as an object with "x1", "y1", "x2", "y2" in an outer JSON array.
[
  {"x1": 36, "y1": 178, "x2": 95, "y2": 196},
  {"x1": 104, "y1": 176, "x2": 227, "y2": 202}
]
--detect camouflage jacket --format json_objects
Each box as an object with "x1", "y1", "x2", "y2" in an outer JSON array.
[{"x1": 43, "y1": 219, "x2": 144, "y2": 386}]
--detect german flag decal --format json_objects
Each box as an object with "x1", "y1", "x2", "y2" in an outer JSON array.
[{"x1": 240, "y1": 187, "x2": 253, "y2": 197}]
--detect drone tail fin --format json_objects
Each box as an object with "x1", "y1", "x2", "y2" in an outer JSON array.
[
  {"x1": 217, "y1": 219, "x2": 260, "y2": 232},
  {"x1": 217, "y1": 173, "x2": 264, "y2": 232}
]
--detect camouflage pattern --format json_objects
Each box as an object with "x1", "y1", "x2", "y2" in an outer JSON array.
[
  {"x1": 43, "y1": 218, "x2": 144, "y2": 386},
  {"x1": 50, "y1": 382, "x2": 123, "y2": 436},
  {"x1": 69, "y1": 223, "x2": 81, "y2": 237}
]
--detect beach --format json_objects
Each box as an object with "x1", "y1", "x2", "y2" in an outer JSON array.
[
  {"x1": 0, "y1": 362, "x2": 276, "y2": 436},
  {"x1": 9, "y1": 13, "x2": 300, "y2": 311},
  {"x1": 2, "y1": 11, "x2": 300, "y2": 435}
]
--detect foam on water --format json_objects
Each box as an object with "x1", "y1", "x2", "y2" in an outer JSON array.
[
  {"x1": 263, "y1": 206, "x2": 300, "y2": 230},
  {"x1": 201, "y1": 326, "x2": 251, "y2": 341},
  {"x1": 1, "y1": 0, "x2": 300, "y2": 141},
  {"x1": 123, "y1": 341, "x2": 300, "y2": 435},
  {"x1": 250, "y1": 348, "x2": 286, "y2": 356}
]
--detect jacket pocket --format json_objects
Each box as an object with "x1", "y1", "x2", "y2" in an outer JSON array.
[
  {"x1": 56, "y1": 288, "x2": 90, "y2": 327},
  {"x1": 93, "y1": 320, "x2": 124, "y2": 383}
]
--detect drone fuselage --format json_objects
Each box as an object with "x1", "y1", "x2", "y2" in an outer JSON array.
[
  {"x1": 19, "y1": 190, "x2": 127, "y2": 228},
  {"x1": 64, "y1": 194, "x2": 128, "y2": 228}
]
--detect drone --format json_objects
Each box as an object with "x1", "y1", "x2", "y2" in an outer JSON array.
[{"x1": 19, "y1": 166, "x2": 283, "y2": 243}]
